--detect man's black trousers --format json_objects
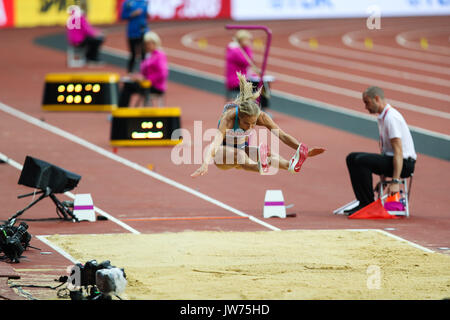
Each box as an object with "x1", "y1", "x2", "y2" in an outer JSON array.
[{"x1": 346, "y1": 152, "x2": 416, "y2": 207}]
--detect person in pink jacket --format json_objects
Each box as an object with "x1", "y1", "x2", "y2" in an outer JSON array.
[
  {"x1": 118, "y1": 31, "x2": 168, "y2": 107},
  {"x1": 225, "y1": 30, "x2": 260, "y2": 100},
  {"x1": 66, "y1": 5, "x2": 104, "y2": 63}
]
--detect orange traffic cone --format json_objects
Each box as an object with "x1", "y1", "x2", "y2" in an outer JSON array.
[{"x1": 348, "y1": 199, "x2": 399, "y2": 219}]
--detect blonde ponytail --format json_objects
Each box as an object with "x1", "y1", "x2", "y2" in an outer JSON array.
[{"x1": 233, "y1": 72, "x2": 262, "y2": 118}]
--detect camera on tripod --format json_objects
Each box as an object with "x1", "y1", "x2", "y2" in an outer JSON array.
[
  {"x1": 0, "y1": 219, "x2": 32, "y2": 263},
  {"x1": 10, "y1": 156, "x2": 82, "y2": 222}
]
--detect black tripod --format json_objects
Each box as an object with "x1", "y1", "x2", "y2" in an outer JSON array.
[{"x1": 9, "y1": 187, "x2": 78, "y2": 222}]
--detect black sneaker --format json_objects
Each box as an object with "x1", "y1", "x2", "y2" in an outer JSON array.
[{"x1": 343, "y1": 205, "x2": 364, "y2": 216}]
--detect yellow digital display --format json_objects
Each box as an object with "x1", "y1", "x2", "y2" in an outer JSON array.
[
  {"x1": 42, "y1": 73, "x2": 120, "y2": 111},
  {"x1": 110, "y1": 107, "x2": 182, "y2": 147}
]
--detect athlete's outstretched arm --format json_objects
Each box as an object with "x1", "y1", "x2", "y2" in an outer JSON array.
[
  {"x1": 257, "y1": 112, "x2": 326, "y2": 157},
  {"x1": 191, "y1": 119, "x2": 228, "y2": 177}
]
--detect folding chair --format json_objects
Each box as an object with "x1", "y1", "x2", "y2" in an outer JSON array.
[
  {"x1": 333, "y1": 174, "x2": 414, "y2": 217},
  {"x1": 377, "y1": 174, "x2": 414, "y2": 218}
]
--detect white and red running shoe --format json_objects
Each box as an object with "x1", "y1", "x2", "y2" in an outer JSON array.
[
  {"x1": 288, "y1": 143, "x2": 308, "y2": 173},
  {"x1": 258, "y1": 143, "x2": 269, "y2": 175}
]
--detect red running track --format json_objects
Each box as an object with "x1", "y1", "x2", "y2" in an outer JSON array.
[{"x1": 0, "y1": 17, "x2": 449, "y2": 299}]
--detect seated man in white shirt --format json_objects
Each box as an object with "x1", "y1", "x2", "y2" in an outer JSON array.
[{"x1": 344, "y1": 86, "x2": 417, "y2": 216}]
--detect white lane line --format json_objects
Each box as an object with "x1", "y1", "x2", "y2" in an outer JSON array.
[
  {"x1": 278, "y1": 228, "x2": 435, "y2": 253},
  {"x1": 396, "y1": 27, "x2": 450, "y2": 56},
  {"x1": 0, "y1": 152, "x2": 141, "y2": 235},
  {"x1": 103, "y1": 46, "x2": 450, "y2": 141},
  {"x1": 182, "y1": 27, "x2": 450, "y2": 88},
  {"x1": 171, "y1": 59, "x2": 450, "y2": 142},
  {"x1": 268, "y1": 57, "x2": 450, "y2": 102},
  {"x1": 168, "y1": 55, "x2": 450, "y2": 142},
  {"x1": 342, "y1": 29, "x2": 450, "y2": 63},
  {"x1": 0, "y1": 102, "x2": 280, "y2": 232},
  {"x1": 169, "y1": 47, "x2": 450, "y2": 119},
  {"x1": 374, "y1": 229, "x2": 435, "y2": 253},
  {"x1": 266, "y1": 70, "x2": 450, "y2": 120},
  {"x1": 289, "y1": 29, "x2": 450, "y2": 76},
  {"x1": 269, "y1": 88, "x2": 450, "y2": 142},
  {"x1": 107, "y1": 44, "x2": 450, "y2": 120},
  {"x1": 270, "y1": 46, "x2": 450, "y2": 88},
  {"x1": 35, "y1": 235, "x2": 80, "y2": 264},
  {"x1": 182, "y1": 32, "x2": 450, "y2": 103}
]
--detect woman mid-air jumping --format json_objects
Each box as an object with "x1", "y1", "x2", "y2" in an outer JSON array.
[{"x1": 191, "y1": 73, "x2": 325, "y2": 177}]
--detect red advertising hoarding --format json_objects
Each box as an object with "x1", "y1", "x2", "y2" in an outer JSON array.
[
  {"x1": 2, "y1": 0, "x2": 232, "y2": 29},
  {"x1": 117, "y1": 0, "x2": 230, "y2": 21},
  {"x1": 0, "y1": 0, "x2": 14, "y2": 28}
]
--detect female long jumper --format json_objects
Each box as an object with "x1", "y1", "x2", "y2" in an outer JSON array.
[{"x1": 191, "y1": 73, "x2": 325, "y2": 177}]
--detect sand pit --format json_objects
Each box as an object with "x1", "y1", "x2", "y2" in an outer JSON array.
[{"x1": 45, "y1": 230, "x2": 450, "y2": 300}]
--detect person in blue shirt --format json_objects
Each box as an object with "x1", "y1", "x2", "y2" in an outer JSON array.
[{"x1": 121, "y1": 0, "x2": 149, "y2": 73}]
